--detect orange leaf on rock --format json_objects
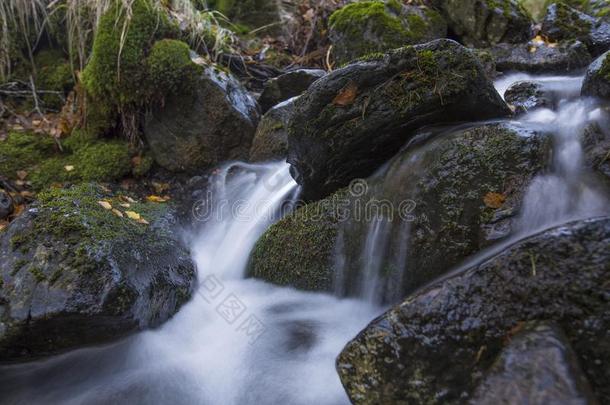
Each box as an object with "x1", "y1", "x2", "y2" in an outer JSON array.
[
  {"x1": 483, "y1": 192, "x2": 506, "y2": 209},
  {"x1": 332, "y1": 82, "x2": 358, "y2": 107}
]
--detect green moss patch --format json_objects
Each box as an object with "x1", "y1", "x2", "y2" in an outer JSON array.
[{"x1": 147, "y1": 39, "x2": 203, "y2": 98}]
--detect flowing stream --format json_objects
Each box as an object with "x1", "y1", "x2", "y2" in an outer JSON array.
[{"x1": 0, "y1": 74, "x2": 608, "y2": 404}]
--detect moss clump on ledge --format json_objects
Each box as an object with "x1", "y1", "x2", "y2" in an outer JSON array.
[{"x1": 147, "y1": 39, "x2": 203, "y2": 99}]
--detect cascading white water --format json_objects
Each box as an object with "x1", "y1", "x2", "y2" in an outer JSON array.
[{"x1": 0, "y1": 162, "x2": 380, "y2": 405}]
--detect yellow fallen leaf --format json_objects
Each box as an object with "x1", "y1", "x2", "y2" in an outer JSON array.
[
  {"x1": 125, "y1": 211, "x2": 141, "y2": 220},
  {"x1": 120, "y1": 203, "x2": 131, "y2": 208},
  {"x1": 146, "y1": 195, "x2": 169, "y2": 203},
  {"x1": 112, "y1": 208, "x2": 124, "y2": 218},
  {"x1": 137, "y1": 218, "x2": 149, "y2": 225},
  {"x1": 120, "y1": 195, "x2": 137, "y2": 204},
  {"x1": 64, "y1": 165, "x2": 75, "y2": 172},
  {"x1": 98, "y1": 201, "x2": 112, "y2": 210}
]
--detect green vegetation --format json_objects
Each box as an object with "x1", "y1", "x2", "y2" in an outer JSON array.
[{"x1": 148, "y1": 39, "x2": 203, "y2": 98}]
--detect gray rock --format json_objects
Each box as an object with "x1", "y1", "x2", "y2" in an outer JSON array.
[
  {"x1": 541, "y1": 3, "x2": 610, "y2": 57},
  {"x1": 490, "y1": 40, "x2": 592, "y2": 73},
  {"x1": 287, "y1": 39, "x2": 511, "y2": 201},
  {"x1": 329, "y1": 1, "x2": 447, "y2": 65},
  {"x1": 428, "y1": 0, "x2": 532, "y2": 47},
  {"x1": 0, "y1": 191, "x2": 13, "y2": 220},
  {"x1": 504, "y1": 80, "x2": 554, "y2": 114},
  {"x1": 337, "y1": 216, "x2": 610, "y2": 404},
  {"x1": 249, "y1": 97, "x2": 297, "y2": 162},
  {"x1": 258, "y1": 69, "x2": 325, "y2": 113},
  {"x1": 0, "y1": 184, "x2": 196, "y2": 362},
  {"x1": 582, "y1": 51, "x2": 610, "y2": 99},
  {"x1": 144, "y1": 62, "x2": 260, "y2": 173},
  {"x1": 471, "y1": 322, "x2": 598, "y2": 405},
  {"x1": 583, "y1": 122, "x2": 610, "y2": 184}
]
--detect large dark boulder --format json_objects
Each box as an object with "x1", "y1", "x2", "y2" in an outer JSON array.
[
  {"x1": 258, "y1": 69, "x2": 325, "y2": 113},
  {"x1": 144, "y1": 61, "x2": 260, "y2": 173},
  {"x1": 471, "y1": 322, "x2": 598, "y2": 405},
  {"x1": 541, "y1": 3, "x2": 610, "y2": 57},
  {"x1": 428, "y1": 0, "x2": 532, "y2": 47},
  {"x1": 287, "y1": 39, "x2": 511, "y2": 201},
  {"x1": 337, "y1": 217, "x2": 610, "y2": 403},
  {"x1": 328, "y1": 1, "x2": 447, "y2": 65},
  {"x1": 582, "y1": 50, "x2": 610, "y2": 99},
  {"x1": 490, "y1": 40, "x2": 592, "y2": 73},
  {"x1": 249, "y1": 97, "x2": 297, "y2": 162},
  {"x1": 0, "y1": 184, "x2": 196, "y2": 362},
  {"x1": 250, "y1": 123, "x2": 550, "y2": 299}
]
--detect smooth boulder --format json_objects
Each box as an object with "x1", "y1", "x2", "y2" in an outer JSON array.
[
  {"x1": 428, "y1": 0, "x2": 532, "y2": 47},
  {"x1": 328, "y1": 1, "x2": 447, "y2": 65},
  {"x1": 144, "y1": 61, "x2": 260, "y2": 173},
  {"x1": 258, "y1": 69, "x2": 325, "y2": 113},
  {"x1": 287, "y1": 39, "x2": 511, "y2": 201},
  {"x1": 251, "y1": 123, "x2": 550, "y2": 298},
  {"x1": 471, "y1": 322, "x2": 597, "y2": 405},
  {"x1": 582, "y1": 50, "x2": 610, "y2": 99},
  {"x1": 337, "y1": 217, "x2": 610, "y2": 403},
  {"x1": 249, "y1": 97, "x2": 297, "y2": 162},
  {"x1": 490, "y1": 40, "x2": 592, "y2": 73},
  {"x1": 0, "y1": 184, "x2": 196, "y2": 361}
]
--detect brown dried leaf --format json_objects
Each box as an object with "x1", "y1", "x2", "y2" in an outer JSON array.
[
  {"x1": 332, "y1": 82, "x2": 358, "y2": 107},
  {"x1": 98, "y1": 201, "x2": 112, "y2": 210},
  {"x1": 111, "y1": 208, "x2": 124, "y2": 218},
  {"x1": 16, "y1": 170, "x2": 28, "y2": 180},
  {"x1": 483, "y1": 192, "x2": 506, "y2": 209}
]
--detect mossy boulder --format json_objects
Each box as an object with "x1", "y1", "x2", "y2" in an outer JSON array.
[
  {"x1": 0, "y1": 184, "x2": 196, "y2": 361},
  {"x1": 258, "y1": 69, "x2": 325, "y2": 113},
  {"x1": 249, "y1": 96, "x2": 297, "y2": 162},
  {"x1": 581, "y1": 50, "x2": 610, "y2": 99},
  {"x1": 504, "y1": 80, "x2": 555, "y2": 113},
  {"x1": 250, "y1": 123, "x2": 550, "y2": 298},
  {"x1": 287, "y1": 39, "x2": 511, "y2": 201},
  {"x1": 337, "y1": 216, "x2": 610, "y2": 403},
  {"x1": 143, "y1": 61, "x2": 260, "y2": 172},
  {"x1": 33, "y1": 49, "x2": 74, "y2": 111},
  {"x1": 329, "y1": 1, "x2": 447, "y2": 65},
  {"x1": 471, "y1": 322, "x2": 597, "y2": 404},
  {"x1": 490, "y1": 39, "x2": 592, "y2": 73},
  {"x1": 541, "y1": 2, "x2": 610, "y2": 57},
  {"x1": 0, "y1": 132, "x2": 133, "y2": 191},
  {"x1": 427, "y1": 0, "x2": 532, "y2": 47},
  {"x1": 209, "y1": 0, "x2": 281, "y2": 30}
]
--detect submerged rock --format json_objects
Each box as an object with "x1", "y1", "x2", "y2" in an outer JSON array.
[
  {"x1": 287, "y1": 39, "x2": 511, "y2": 201},
  {"x1": 428, "y1": 0, "x2": 532, "y2": 47},
  {"x1": 0, "y1": 184, "x2": 196, "y2": 361},
  {"x1": 258, "y1": 69, "x2": 325, "y2": 113},
  {"x1": 504, "y1": 80, "x2": 554, "y2": 113},
  {"x1": 251, "y1": 123, "x2": 550, "y2": 297},
  {"x1": 541, "y1": 3, "x2": 610, "y2": 57},
  {"x1": 329, "y1": 1, "x2": 447, "y2": 65},
  {"x1": 337, "y1": 216, "x2": 610, "y2": 403},
  {"x1": 144, "y1": 61, "x2": 260, "y2": 173},
  {"x1": 582, "y1": 51, "x2": 610, "y2": 99},
  {"x1": 471, "y1": 322, "x2": 598, "y2": 405},
  {"x1": 490, "y1": 40, "x2": 592, "y2": 73},
  {"x1": 249, "y1": 97, "x2": 296, "y2": 162}
]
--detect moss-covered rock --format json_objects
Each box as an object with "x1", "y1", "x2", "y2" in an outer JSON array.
[
  {"x1": 329, "y1": 1, "x2": 447, "y2": 65},
  {"x1": 337, "y1": 216, "x2": 610, "y2": 403},
  {"x1": 428, "y1": 0, "x2": 532, "y2": 47},
  {"x1": 249, "y1": 96, "x2": 296, "y2": 162},
  {"x1": 258, "y1": 69, "x2": 325, "y2": 113},
  {"x1": 33, "y1": 49, "x2": 74, "y2": 111},
  {"x1": 287, "y1": 39, "x2": 511, "y2": 201},
  {"x1": 541, "y1": 2, "x2": 610, "y2": 57},
  {"x1": 581, "y1": 50, "x2": 610, "y2": 99},
  {"x1": 0, "y1": 183, "x2": 196, "y2": 361},
  {"x1": 0, "y1": 132, "x2": 57, "y2": 180},
  {"x1": 147, "y1": 39, "x2": 202, "y2": 99},
  {"x1": 250, "y1": 123, "x2": 551, "y2": 298}
]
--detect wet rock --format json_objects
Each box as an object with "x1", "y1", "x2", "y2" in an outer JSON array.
[
  {"x1": 251, "y1": 123, "x2": 550, "y2": 297},
  {"x1": 337, "y1": 216, "x2": 610, "y2": 404},
  {"x1": 258, "y1": 69, "x2": 325, "y2": 113},
  {"x1": 490, "y1": 40, "x2": 592, "y2": 73},
  {"x1": 287, "y1": 39, "x2": 511, "y2": 202},
  {"x1": 541, "y1": 3, "x2": 610, "y2": 57},
  {"x1": 427, "y1": 0, "x2": 532, "y2": 47},
  {"x1": 504, "y1": 80, "x2": 554, "y2": 113},
  {"x1": 471, "y1": 322, "x2": 598, "y2": 405},
  {"x1": 582, "y1": 51, "x2": 610, "y2": 99},
  {"x1": 473, "y1": 49, "x2": 498, "y2": 79},
  {"x1": 144, "y1": 61, "x2": 260, "y2": 173},
  {"x1": 329, "y1": 1, "x2": 447, "y2": 65},
  {"x1": 583, "y1": 122, "x2": 610, "y2": 183},
  {"x1": 0, "y1": 191, "x2": 13, "y2": 220},
  {"x1": 249, "y1": 97, "x2": 296, "y2": 162},
  {"x1": 0, "y1": 184, "x2": 196, "y2": 362}
]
